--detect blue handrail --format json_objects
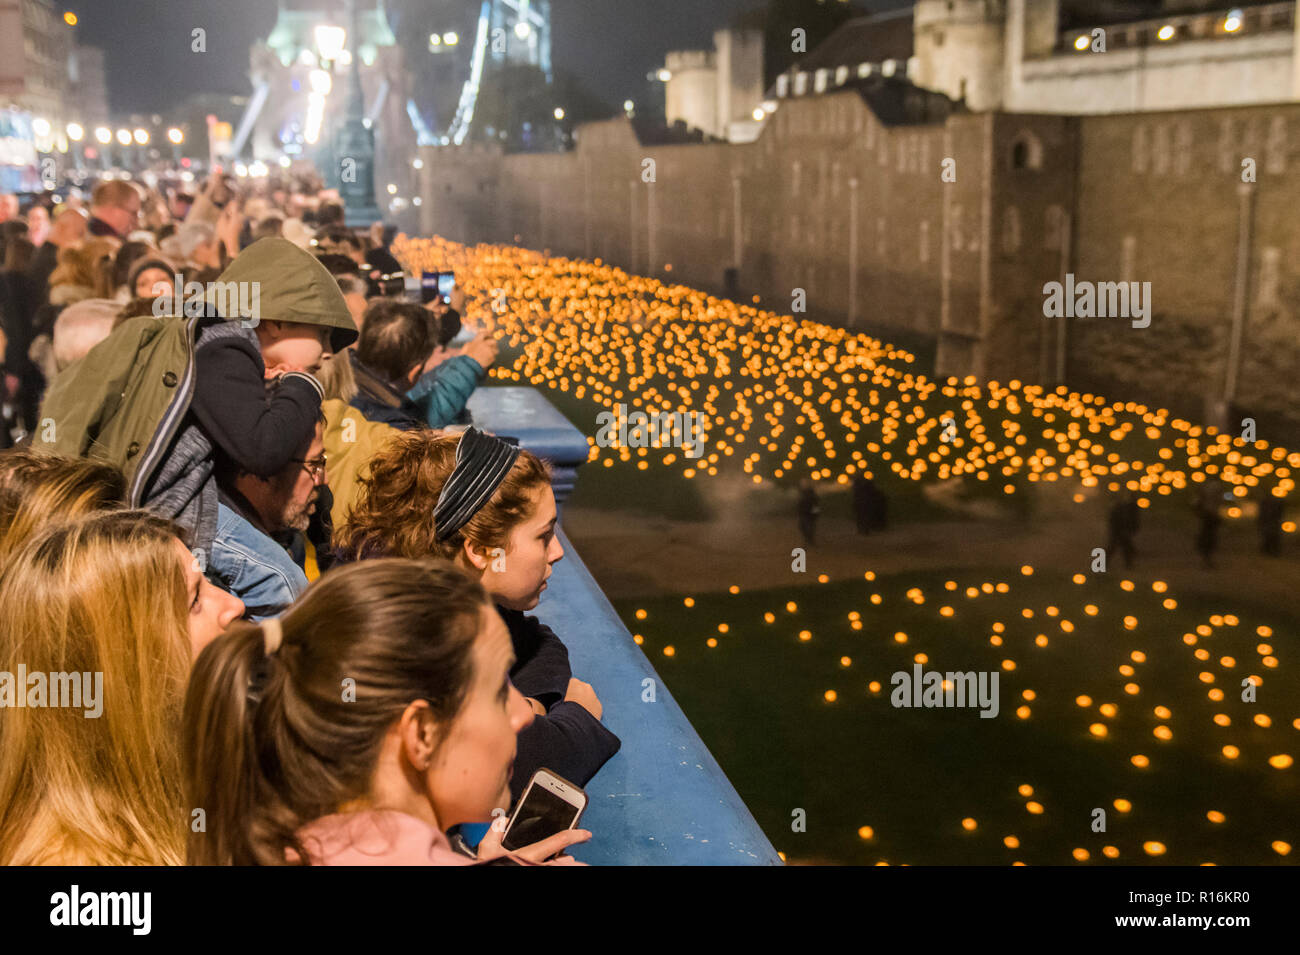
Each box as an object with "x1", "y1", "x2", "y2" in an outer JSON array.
[{"x1": 470, "y1": 387, "x2": 781, "y2": 865}]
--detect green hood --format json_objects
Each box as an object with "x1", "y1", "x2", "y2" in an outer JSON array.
[{"x1": 207, "y1": 237, "x2": 358, "y2": 352}]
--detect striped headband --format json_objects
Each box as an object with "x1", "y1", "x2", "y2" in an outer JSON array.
[{"x1": 433, "y1": 428, "x2": 522, "y2": 543}]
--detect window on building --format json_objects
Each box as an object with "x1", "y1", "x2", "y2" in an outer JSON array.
[{"x1": 1010, "y1": 132, "x2": 1043, "y2": 171}]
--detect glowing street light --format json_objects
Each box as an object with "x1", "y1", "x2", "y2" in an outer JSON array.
[
  {"x1": 167, "y1": 127, "x2": 184, "y2": 145},
  {"x1": 32, "y1": 117, "x2": 51, "y2": 137},
  {"x1": 63, "y1": 11, "x2": 76, "y2": 25},
  {"x1": 443, "y1": 31, "x2": 459, "y2": 46},
  {"x1": 386, "y1": 183, "x2": 397, "y2": 194},
  {"x1": 1157, "y1": 24, "x2": 1176, "y2": 41},
  {"x1": 94, "y1": 126, "x2": 111, "y2": 144},
  {"x1": 66, "y1": 122, "x2": 84, "y2": 141},
  {"x1": 1074, "y1": 34, "x2": 1090, "y2": 51},
  {"x1": 315, "y1": 24, "x2": 347, "y2": 63},
  {"x1": 514, "y1": 21, "x2": 531, "y2": 39},
  {"x1": 309, "y1": 68, "x2": 332, "y2": 95},
  {"x1": 412, "y1": 158, "x2": 424, "y2": 169},
  {"x1": 116, "y1": 128, "x2": 132, "y2": 145},
  {"x1": 752, "y1": 107, "x2": 765, "y2": 121},
  {"x1": 553, "y1": 107, "x2": 565, "y2": 120},
  {"x1": 1224, "y1": 9, "x2": 1243, "y2": 32},
  {"x1": 428, "y1": 33, "x2": 441, "y2": 48},
  {"x1": 133, "y1": 127, "x2": 150, "y2": 145},
  {"x1": 623, "y1": 99, "x2": 634, "y2": 113}
]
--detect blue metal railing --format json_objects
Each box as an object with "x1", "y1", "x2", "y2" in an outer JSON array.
[{"x1": 469, "y1": 386, "x2": 781, "y2": 865}]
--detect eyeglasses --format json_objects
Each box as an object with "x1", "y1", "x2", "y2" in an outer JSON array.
[{"x1": 291, "y1": 455, "x2": 328, "y2": 483}]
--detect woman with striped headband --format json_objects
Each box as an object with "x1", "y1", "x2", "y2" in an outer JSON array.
[{"x1": 334, "y1": 428, "x2": 620, "y2": 804}]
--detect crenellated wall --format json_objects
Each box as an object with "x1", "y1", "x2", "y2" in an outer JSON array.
[{"x1": 418, "y1": 91, "x2": 1300, "y2": 442}]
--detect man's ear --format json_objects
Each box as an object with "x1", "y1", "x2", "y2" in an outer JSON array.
[{"x1": 406, "y1": 360, "x2": 424, "y2": 386}]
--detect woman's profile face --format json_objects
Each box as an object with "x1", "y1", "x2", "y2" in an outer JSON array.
[
  {"x1": 477, "y1": 484, "x2": 564, "y2": 612},
  {"x1": 136, "y1": 267, "x2": 173, "y2": 298},
  {"x1": 427, "y1": 603, "x2": 534, "y2": 827},
  {"x1": 171, "y1": 538, "x2": 245, "y2": 660}
]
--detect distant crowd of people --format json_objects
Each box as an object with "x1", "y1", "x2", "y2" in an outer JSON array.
[{"x1": 0, "y1": 173, "x2": 617, "y2": 865}]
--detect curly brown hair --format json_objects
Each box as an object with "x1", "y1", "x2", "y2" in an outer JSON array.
[{"x1": 334, "y1": 429, "x2": 550, "y2": 564}]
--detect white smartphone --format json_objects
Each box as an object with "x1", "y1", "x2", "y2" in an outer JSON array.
[{"x1": 501, "y1": 769, "x2": 587, "y2": 855}]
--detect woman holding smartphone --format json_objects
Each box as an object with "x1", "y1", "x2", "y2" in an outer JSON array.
[
  {"x1": 183, "y1": 558, "x2": 591, "y2": 865},
  {"x1": 334, "y1": 428, "x2": 621, "y2": 804}
]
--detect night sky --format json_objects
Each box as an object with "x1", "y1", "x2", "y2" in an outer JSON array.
[
  {"x1": 63, "y1": 0, "x2": 911, "y2": 118},
  {"x1": 64, "y1": 0, "x2": 756, "y2": 115}
]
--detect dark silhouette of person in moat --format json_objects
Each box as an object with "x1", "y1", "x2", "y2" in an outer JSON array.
[
  {"x1": 1105, "y1": 491, "x2": 1141, "y2": 569},
  {"x1": 797, "y1": 478, "x2": 821, "y2": 547},
  {"x1": 1194, "y1": 486, "x2": 1221, "y2": 570},
  {"x1": 852, "y1": 474, "x2": 888, "y2": 535},
  {"x1": 1259, "y1": 492, "x2": 1285, "y2": 557}
]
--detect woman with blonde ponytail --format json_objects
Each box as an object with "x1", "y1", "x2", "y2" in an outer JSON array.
[
  {"x1": 184, "y1": 558, "x2": 591, "y2": 866},
  {"x1": 0, "y1": 510, "x2": 244, "y2": 865}
]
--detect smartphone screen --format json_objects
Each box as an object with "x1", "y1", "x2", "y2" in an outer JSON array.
[
  {"x1": 421, "y1": 271, "x2": 441, "y2": 304},
  {"x1": 404, "y1": 273, "x2": 423, "y2": 304},
  {"x1": 437, "y1": 272, "x2": 456, "y2": 298},
  {"x1": 501, "y1": 783, "x2": 583, "y2": 852}
]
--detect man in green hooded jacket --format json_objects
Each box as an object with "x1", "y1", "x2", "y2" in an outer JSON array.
[{"x1": 38, "y1": 237, "x2": 357, "y2": 617}]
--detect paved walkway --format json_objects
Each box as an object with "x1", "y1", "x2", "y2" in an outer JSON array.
[{"x1": 564, "y1": 477, "x2": 1300, "y2": 611}]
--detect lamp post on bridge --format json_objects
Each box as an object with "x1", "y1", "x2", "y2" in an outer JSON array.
[{"x1": 336, "y1": 0, "x2": 381, "y2": 228}]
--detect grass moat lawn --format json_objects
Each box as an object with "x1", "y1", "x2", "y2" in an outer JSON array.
[{"x1": 615, "y1": 567, "x2": 1300, "y2": 866}]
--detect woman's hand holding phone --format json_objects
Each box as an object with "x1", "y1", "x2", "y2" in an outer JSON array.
[{"x1": 476, "y1": 823, "x2": 591, "y2": 865}]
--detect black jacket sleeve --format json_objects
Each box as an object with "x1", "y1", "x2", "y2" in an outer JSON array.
[
  {"x1": 189, "y1": 336, "x2": 321, "y2": 477},
  {"x1": 26, "y1": 242, "x2": 59, "y2": 306},
  {"x1": 509, "y1": 701, "x2": 621, "y2": 804},
  {"x1": 505, "y1": 609, "x2": 573, "y2": 709}
]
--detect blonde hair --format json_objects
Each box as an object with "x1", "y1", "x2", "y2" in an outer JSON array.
[
  {"x1": 316, "y1": 350, "x2": 357, "y2": 403},
  {"x1": 0, "y1": 449, "x2": 125, "y2": 566},
  {"x1": 48, "y1": 238, "x2": 118, "y2": 298},
  {"x1": 0, "y1": 510, "x2": 192, "y2": 865}
]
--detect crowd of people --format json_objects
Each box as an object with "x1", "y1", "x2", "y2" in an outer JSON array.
[{"x1": 0, "y1": 172, "x2": 617, "y2": 865}]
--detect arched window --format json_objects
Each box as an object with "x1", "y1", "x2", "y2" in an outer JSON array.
[{"x1": 1010, "y1": 131, "x2": 1043, "y2": 170}]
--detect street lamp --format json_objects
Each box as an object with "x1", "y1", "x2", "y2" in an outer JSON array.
[
  {"x1": 133, "y1": 128, "x2": 149, "y2": 145},
  {"x1": 554, "y1": 107, "x2": 565, "y2": 120},
  {"x1": 167, "y1": 126, "x2": 184, "y2": 165},
  {"x1": 115, "y1": 128, "x2": 132, "y2": 145},
  {"x1": 443, "y1": 31, "x2": 458, "y2": 45},
  {"x1": 94, "y1": 126, "x2": 111, "y2": 144},
  {"x1": 66, "y1": 123, "x2": 84, "y2": 141},
  {"x1": 315, "y1": 24, "x2": 346, "y2": 64},
  {"x1": 32, "y1": 117, "x2": 51, "y2": 137}
]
